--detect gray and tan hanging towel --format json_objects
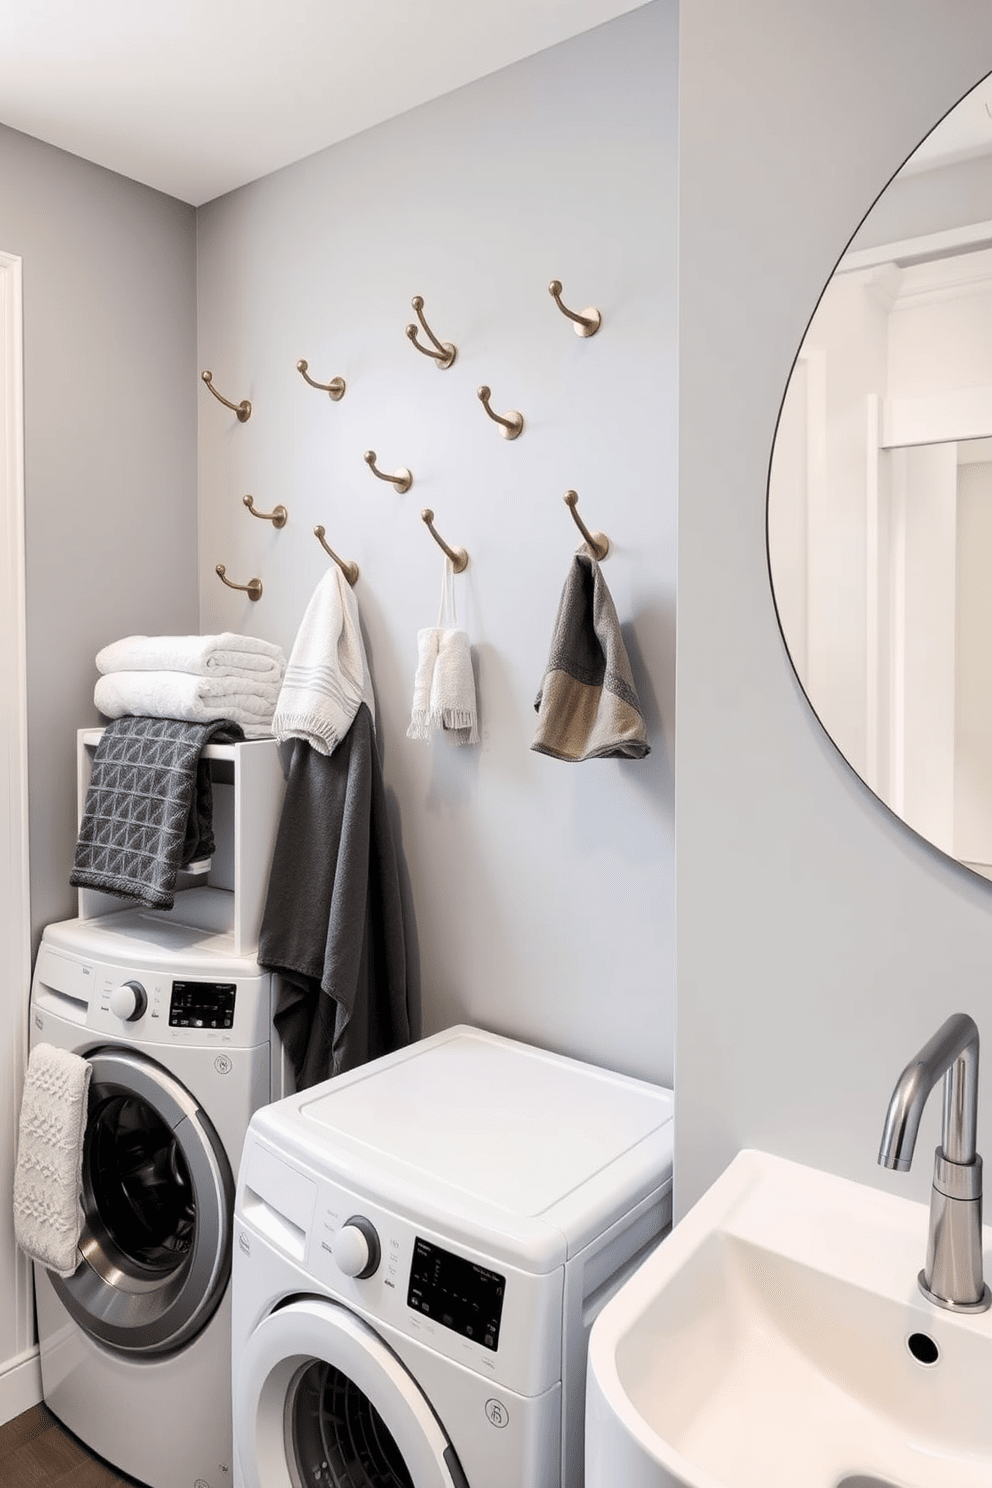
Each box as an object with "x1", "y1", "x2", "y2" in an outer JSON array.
[
  {"x1": 532, "y1": 552, "x2": 649, "y2": 761},
  {"x1": 70, "y1": 714, "x2": 245, "y2": 909},
  {"x1": 13, "y1": 1043, "x2": 91, "y2": 1277}
]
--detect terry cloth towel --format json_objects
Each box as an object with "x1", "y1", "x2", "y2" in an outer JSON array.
[
  {"x1": 258, "y1": 704, "x2": 410, "y2": 1088},
  {"x1": 407, "y1": 557, "x2": 479, "y2": 745},
  {"x1": 94, "y1": 671, "x2": 279, "y2": 737},
  {"x1": 532, "y1": 552, "x2": 650, "y2": 761},
  {"x1": 96, "y1": 632, "x2": 285, "y2": 683},
  {"x1": 70, "y1": 715, "x2": 245, "y2": 909},
  {"x1": 13, "y1": 1043, "x2": 91, "y2": 1277},
  {"x1": 273, "y1": 567, "x2": 375, "y2": 755}
]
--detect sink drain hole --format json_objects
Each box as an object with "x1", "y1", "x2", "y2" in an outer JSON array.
[{"x1": 906, "y1": 1331, "x2": 939, "y2": 1365}]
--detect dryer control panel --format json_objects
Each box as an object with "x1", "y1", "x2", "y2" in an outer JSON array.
[
  {"x1": 169, "y1": 980, "x2": 237, "y2": 1030},
  {"x1": 407, "y1": 1236, "x2": 505, "y2": 1351}
]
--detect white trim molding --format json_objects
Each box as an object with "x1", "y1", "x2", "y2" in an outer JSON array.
[
  {"x1": 0, "y1": 248, "x2": 36, "y2": 1421},
  {"x1": 0, "y1": 1348, "x2": 41, "y2": 1426}
]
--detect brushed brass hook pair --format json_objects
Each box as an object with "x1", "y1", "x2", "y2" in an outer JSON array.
[
  {"x1": 216, "y1": 492, "x2": 286, "y2": 599},
  {"x1": 406, "y1": 296, "x2": 456, "y2": 369}
]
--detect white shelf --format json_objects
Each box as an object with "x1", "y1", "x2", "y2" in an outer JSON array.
[{"x1": 76, "y1": 728, "x2": 285, "y2": 957}]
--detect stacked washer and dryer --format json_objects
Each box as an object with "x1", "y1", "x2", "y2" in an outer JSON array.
[{"x1": 29, "y1": 728, "x2": 290, "y2": 1488}]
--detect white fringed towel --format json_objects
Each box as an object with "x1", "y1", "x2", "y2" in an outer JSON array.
[
  {"x1": 407, "y1": 558, "x2": 479, "y2": 745},
  {"x1": 13, "y1": 1043, "x2": 91, "y2": 1277},
  {"x1": 407, "y1": 628, "x2": 479, "y2": 744},
  {"x1": 94, "y1": 670, "x2": 280, "y2": 737},
  {"x1": 273, "y1": 567, "x2": 375, "y2": 755},
  {"x1": 96, "y1": 632, "x2": 285, "y2": 682}
]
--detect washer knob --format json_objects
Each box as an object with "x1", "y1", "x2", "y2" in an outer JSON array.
[
  {"x1": 108, "y1": 980, "x2": 147, "y2": 1022},
  {"x1": 331, "y1": 1216, "x2": 381, "y2": 1279}
]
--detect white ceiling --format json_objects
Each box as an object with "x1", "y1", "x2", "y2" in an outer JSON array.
[{"x1": 0, "y1": 0, "x2": 651, "y2": 206}]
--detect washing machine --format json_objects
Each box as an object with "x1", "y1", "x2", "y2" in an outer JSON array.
[
  {"x1": 232, "y1": 1024, "x2": 674, "y2": 1488},
  {"x1": 29, "y1": 907, "x2": 293, "y2": 1488}
]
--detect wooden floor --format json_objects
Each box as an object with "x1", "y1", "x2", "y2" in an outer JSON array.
[{"x1": 0, "y1": 1405, "x2": 143, "y2": 1488}]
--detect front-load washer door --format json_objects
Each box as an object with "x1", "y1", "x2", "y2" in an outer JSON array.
[
  {"x1": 51, "y1": 1048, "x2": 234, "y2": 1356},
  {"x1": 236, "y1": 1298, "x2": 469, "y2": 1488}
]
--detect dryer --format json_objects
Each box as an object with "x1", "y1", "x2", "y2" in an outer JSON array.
[
  {"x1": 29, "y1": 908, "x2": 292, "y2": 1488},
  {"x1": 232, "y1": 1025, "x2": 674, "y2": 1488}
]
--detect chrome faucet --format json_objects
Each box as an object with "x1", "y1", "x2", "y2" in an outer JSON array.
[{"x1": 878, "y1": 1012, "x2": 990, "y2": 1312}]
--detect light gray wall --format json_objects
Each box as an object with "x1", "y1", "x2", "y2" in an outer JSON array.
[
  {"x1": 0, "y1": 125, "x2": 198, "y2": 943},
  {"x1": 195, "y1": 2, "x2": 677, "y2": 1084},
  {"x1": 676, "y1": 0, "x2": 992, "y2": 1217}
]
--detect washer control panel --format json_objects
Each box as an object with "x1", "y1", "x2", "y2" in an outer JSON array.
[
  {"x1": 407, "y1": 1236, "x2": 505, "y2": 1351},
  {"x1": 168, "y1": 980, "x2": 237, "y2": 1030}
]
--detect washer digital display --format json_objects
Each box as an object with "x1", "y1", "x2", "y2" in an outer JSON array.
[
  {"x1": 407, "y1": 1237, "x2": 505, "y2": 1351},
  {"x1": 169, "y1": 981, "x2": 237, "y2": 1030}
]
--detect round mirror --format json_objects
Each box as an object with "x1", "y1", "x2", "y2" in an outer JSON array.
[{"x1": 768, "y1": 72, "x2": 992, "y2": 878}]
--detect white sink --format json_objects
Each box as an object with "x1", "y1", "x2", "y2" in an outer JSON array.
[{"x1": 586, "y1": 1150, "x2": 992, "y2": 1488}]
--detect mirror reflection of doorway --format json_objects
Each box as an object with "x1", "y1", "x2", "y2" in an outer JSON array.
[{"x1": 768, "y1": 149, "x2": 992, "y2": 876}]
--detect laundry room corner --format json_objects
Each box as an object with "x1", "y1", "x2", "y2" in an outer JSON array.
[{"x1": 0, "y1": 121, "x2": 199, "y2": 1424}]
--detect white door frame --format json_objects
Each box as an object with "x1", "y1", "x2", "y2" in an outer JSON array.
[{"x1": 0, "y1": 248, "x2": 38, "y2": 1422}]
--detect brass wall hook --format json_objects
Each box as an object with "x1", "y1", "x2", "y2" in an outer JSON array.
[
  {"x1": 201, "y1": 369, "x2": 252, "y2": 421},
  {"x1": 297, "y1": 359, "x2": 346, "y2": 401},
  {"x1": 314, "y1": 526, "x2": 359, "y2": 586},
  {"x1": 216, "y1": 564, "x2": 262, "y2": 601},
  {"x1": 421, "y1": 509, "x2": 468, "y2": 572},
  {"x1": 548, "y1": 280, "x2": 602, "y2": 338},
  {"x1": 243, "y1": 494, "x2": 288, "y2": 528},
  {"x1": 477, "y1": 385, "x2": 524, "y2": 440},
  {"x1": 564, "y1": 490, "x2": 609, "y2": 559},
  {"x1": 405, "y1": 296, "x2": 457, "y2": 369},
  {"x1": 364, "y1": 450, "x2": 413, "y2": 493}
]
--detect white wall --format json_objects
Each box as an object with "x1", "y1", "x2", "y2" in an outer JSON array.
[
  {"x1": 677, "y1": 0, "x2": 992, "y2": 1218},
  {"x1": 195, "y1": 3, "x2": 678, "y2": 1085},
  {"x1": 0, "y1": 125, "x2": 200, "y2": 942}
]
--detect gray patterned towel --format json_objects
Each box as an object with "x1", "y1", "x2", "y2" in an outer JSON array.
[
  {"x1": 70, "y1": 715, "x2": 245, "y2": 909},
  {"x1": 532, "y1": 553, "x2": 650, "y2": 761}
]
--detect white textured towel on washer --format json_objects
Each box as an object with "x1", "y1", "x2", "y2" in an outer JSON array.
[{"x1": 13, "y1": 1042, "x2": 91, "y2": 1277}]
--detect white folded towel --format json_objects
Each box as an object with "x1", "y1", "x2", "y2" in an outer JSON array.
[
  {"x1": 407, "y1": 557, "x2": 479, "y2": 745},
  {"x1": 95, "y1": 670, "x2": 279, "y2": 736},
  {"x1": 96, "y1": 632, "x2": 285, "y2": 683},
  {"x1": 273, "y1": 567, "x2": 375, "y2": 755},
  {"x1": 14, "y1": 1043, "x2": 91, "y2": 1277},
  {"x1": 407, "y1": 628, "x2": 479, "y2": 744}
]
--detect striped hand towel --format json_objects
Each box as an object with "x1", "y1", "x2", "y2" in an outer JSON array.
[{"x1": 273, "y1": 567, "x2": 375, "y2": 755}]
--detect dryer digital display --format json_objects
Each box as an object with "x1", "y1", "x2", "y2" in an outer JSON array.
[
  {"x1": 407, "y1": 1237, "x2": 505, "y2": 1351},
  {"x1": 169, "y1": 981, "x2": 237, "y2": 1030}
]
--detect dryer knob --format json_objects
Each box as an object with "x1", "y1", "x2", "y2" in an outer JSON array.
[
  {"x1": 109, "y1": 980, "x2": 147, "y2": 1022},
  {"x1": 332, "y1": 1216, "x2": 381, "y2": 1279}
]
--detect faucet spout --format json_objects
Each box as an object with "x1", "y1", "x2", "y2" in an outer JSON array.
[
  {"x1": 877, "y1": 1012, "x2": 990, "y2": 1313},
  {"x1": 878, "y1": 1012, "x2": 979, "y2": 1171}
]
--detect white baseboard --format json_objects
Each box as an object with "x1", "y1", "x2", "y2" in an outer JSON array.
[{"x1": 0, "y1": 1346, "x2": 42, "y2": 1425}]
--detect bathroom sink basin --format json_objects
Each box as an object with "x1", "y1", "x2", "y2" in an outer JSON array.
[{"x1": 586, "y1": 1150, "x2": 992, "y2": 1488}]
